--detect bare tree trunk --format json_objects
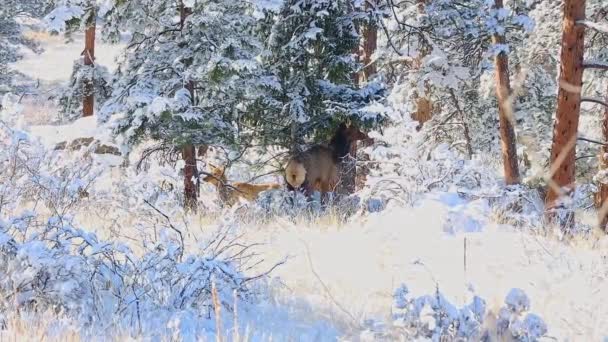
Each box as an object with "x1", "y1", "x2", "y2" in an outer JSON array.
[
  {"x1": 355, "y1": 137, "x2": 374, "y2": 191},
  {"x1": 338, "y1": 141, "x2": 358, "y2": 195},
  {"x1": 180, "y1": 1, "x2": 198, "y2": 211},
  {"x1": 411, "y1": 0, "x2": 433, "y2": 130},
  {"x1": 492, "y1": 0, "x2": 520, "y2": 185},
  {"x1": 182, "y1": 144, "x2": 198, "y2": 211},
  {"x1": 360, "y1": 0, "x2": 377, "y2": 83},
  {"x1": 338, "y1": 1, "x2": 379, "y2": 195},
  {"x1": 596, "y1": 86, "x2": 608, "y2": 231},
  {"x1": 545, "y1": 0, "x2": 586, "y2": 227},
  {"x1": 83, "y1": 5, "x2": 96, "y2": 117}
]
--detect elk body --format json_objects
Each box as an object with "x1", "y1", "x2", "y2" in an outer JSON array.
[
  {"x1": 284, "y1": 123, "x2": 369, "y2": 201},
  {"x1": 203, "y1": 165, "x2": 281, "y2": 206}
]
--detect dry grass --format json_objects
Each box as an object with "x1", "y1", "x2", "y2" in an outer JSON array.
[
  {"x1": 1, "y1": 314, "x2": 81, "y2": 342},
  {"x1": 22, "y1": 29, "x2": 64, "y2": 44}
]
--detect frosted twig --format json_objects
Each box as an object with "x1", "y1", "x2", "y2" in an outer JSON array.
[{"x1": 300, "y1": 239, "x2": 361, "y2": 329}]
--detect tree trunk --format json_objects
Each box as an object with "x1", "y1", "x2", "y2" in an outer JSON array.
[
  {"x1": 182, "y1": 144, "x2": 198, "y2": 211},
  {"x1": 339, "y1": 1, "x2": 379, "y2": 194},
  {"x1": 411, "y1": 0, "x2": 433, "y2": 130},
  {"x1": 545, "y1": 0, "x2": 586, "y2": 226},
  {"x1": 360, "y1": 0, "x2": 377, "y2": 84},
  {"x1": 355, "y1": 137, "x2": 375, "y2": 191},
  {"x1": 492, "y1": 0, "x2": 520, "y2": 185},
  {"x1": 338, "y1": 142, "x2": 358, "y2": 195},
  {"x1": 83, "y1": 5, "x2": 96, "y2": 117},
  {"x1": 596, "y1": 86, "x2": 608, "y2": 231},
  {"x1": 180, "y1": 1, "x2": 198, "y2": 211}
]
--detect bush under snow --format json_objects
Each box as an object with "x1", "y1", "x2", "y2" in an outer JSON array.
[{"x1": 358, "y1": 284, "x2": 547, "y2": 341}]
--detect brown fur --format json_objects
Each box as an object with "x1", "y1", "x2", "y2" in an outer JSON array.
[
  {"x1": 203, "y1": 165, "x2": 281, "y2": 206},
  {"x1": 284, "y1": 123, "x2": 370, "y2": 200}
]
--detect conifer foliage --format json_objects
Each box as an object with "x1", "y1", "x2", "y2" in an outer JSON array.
[{"x1": 251, "y1": 0, "x2": 384, "y2": 152}]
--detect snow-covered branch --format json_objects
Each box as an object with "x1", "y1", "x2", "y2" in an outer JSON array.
[{"x1": 577, "y1": 20, "x2": 608, "y2": 33}]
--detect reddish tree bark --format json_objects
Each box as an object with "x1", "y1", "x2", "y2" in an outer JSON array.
[
  {"x1": 545, "y1": 0, "x2": 586, "y2": 224},
  {"x1": 360, "y1": 0, "x2": 377, "y2": 83},
  {"x1": 83, "y1": 8, "x2": 96, "y2": 117},
  {"x1": 411, "y1": 0, "x2": 433, "y2": 130},
  {"x1": 180, "y1": 1, "x2": 198, "y2": 211},
  {"x1": 596, "y1": 87, "x2": 608, "y2": 231},
  {"x1": 182, "y1": 144, "x2": 198, "y2": 211},
  {"x1": 340, "y1": 0, "x2": 379, "y2": 194},
  {"x1": 492, "y1": 0, "x2": 520, "y2": 185}
]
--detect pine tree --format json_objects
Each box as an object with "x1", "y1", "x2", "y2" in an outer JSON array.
[
  {"x1": 348, "y1": 0, "x2": 381, "y2": 193},
  {"x1": 250, "y1": 0, "x2": 384, "y2": 153},
  {"x1": 492, "y1": 0, "x2": 520, "y2": 185},
  {"x1": 44, "y1": 0, "x2": 118, "y2": 121},
  {"x1": 100, "y1": 0, "x2": 264, "y2": 210},
  {"x1": 1, "y1": 0, "x2": 52, "y2": 95},
  {"x1": 596, "y1": 86, "x2": 608, "y2": 230},
  {"x1": 545, "y1": 0, "x2": 586, "y2": 227},
  {"x1": 378, "y1": 0, "x2": 534, "y2": 159}
]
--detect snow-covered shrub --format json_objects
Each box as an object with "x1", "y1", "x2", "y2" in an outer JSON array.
[
  {"x1": 389, "y1": 284, "x2": 486, "y2": 341},
  {"x1": 359, "y1": 284, "x2": 547, "y2": 342},
  {"x1": 496, "y1": 288, "x2": 548, "y2": 341},
  {"x1": 0, "y1": 214, "x2": 255, "y2": 338},
  {"x1": 361, "y1": 115, "x2": 500, "y2": 208},
  {"x1": 0, "y1": 106, "x2": 274, "y2": 338}
]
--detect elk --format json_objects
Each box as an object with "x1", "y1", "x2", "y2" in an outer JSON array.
[
  {"x1": 284, "y1": 122, "x2": 370, "y2": 202},
  {"x1": 203, "y1": 165, "x2": 281, "y2": 206}
]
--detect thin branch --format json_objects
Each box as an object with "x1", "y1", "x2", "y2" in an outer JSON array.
[
  {"x1": 577, "y1": 136, "x2": 608, "y2": 146},
  {"x1": 576, "y1": 20, "x2": 608, "y2": 33},
  {"x1": 583, "y1": 62, "x2": 608, "y2": 71},
  {"x1": 242, "y1": 258, "x2": 286, "y2": 283},
  {"x1": 143, "y1": 199, "x2": 184, "y2": 261},
  {"x1": 576, "y1": 154, "x2": 596, "y2": 161},
  {"x1": 299, "y1": 239, "x2": 361, "y2": 330},
  {"x1": 581, "y1": 97, "x2": 608, "y2": 108}
]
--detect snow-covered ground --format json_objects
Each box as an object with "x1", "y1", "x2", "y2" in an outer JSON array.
[
  {"x1": 236, "y1": 195, "x2": 608, "y2": 340},
  {"x1": 4, "y1": 23, "x2": 608, "y2": 342}
]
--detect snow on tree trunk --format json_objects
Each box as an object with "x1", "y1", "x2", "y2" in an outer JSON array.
[
  {"x1": 83, "y1": 7, "x2": 96, "y2": 117},
  {"x1": 338, "y1": 140, "x2": 357, "y2": 195},
  {"x1": 492, "y1": 0, "x2": 520, "y2": 185},
  {"x1": 545, "y1": 0, "x2": 586, "y2": 226},
  {"x1": 338, "y1": 0, "x2": 379, "y2": 195},
  {"x1": 353, "y1": 0, "x2": 378, "y2": 191},
  {"x1": 596, "y1": 87, "x2": 608, "y2": 231}
]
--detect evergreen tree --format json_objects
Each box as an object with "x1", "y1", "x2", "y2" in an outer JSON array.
[
  {"x1": 101, "y1": 0, "x2": 263, "y2": 152},
  {"x1": 98, "y1": 0, "x2": 265, "y2": 210},
  {"x1": 250, "y1": 0, "x2": 385, "y2": 152},
  {"x1": 0, "y1": 0, "x2": 52, "y2": 95},
  {"x1": 378, "y1": 0, "x2": 534, "y2": 157},
  {"x1": 44, "y1": 0, "x2": 120, "y2": 121}
]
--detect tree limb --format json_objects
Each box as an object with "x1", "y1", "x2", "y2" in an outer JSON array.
[
  {"x1": 143, "y1": 199, "x2": 184, "y2": 261},
  {"x1": 583, "y1": 62, "x2": 608, "y2": 70},
  {"x1": 581, "y1": 97, "x2": 608, "y2": 108},
  {"x1": 577, "y1": 136, "x2": 608, "y2": 146}
]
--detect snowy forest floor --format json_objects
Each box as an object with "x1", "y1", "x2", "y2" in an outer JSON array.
[{"x1": 4, "y1": 26, "x2": 608, "y2": 341}]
